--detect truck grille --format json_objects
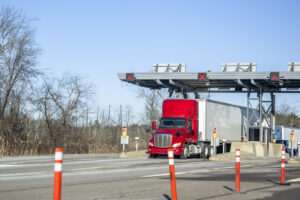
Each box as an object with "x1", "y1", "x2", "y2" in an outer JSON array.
[{"x1": 154, "y1": 134, "x2": 172, "y2": 148}]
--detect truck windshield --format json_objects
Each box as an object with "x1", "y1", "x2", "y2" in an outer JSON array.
[{"x1": 159, "y1": 118, "x2": 186, "y2": 128}]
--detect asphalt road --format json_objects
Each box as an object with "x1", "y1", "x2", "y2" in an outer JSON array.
[{"x1": 0, "y1": 154, "x2": 300, "y2": 200}]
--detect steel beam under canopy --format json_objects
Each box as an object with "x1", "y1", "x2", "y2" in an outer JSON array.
[{"x1": 118, "y1": 71, "x2": 300, "y2": 93}]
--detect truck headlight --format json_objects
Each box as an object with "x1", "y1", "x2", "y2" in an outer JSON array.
[
  {"x1": 149, "y1": 142, "x2": 154, "y2": 146},
  {"x1": 172, "y1": 143, "x2": 181, "y2": 147}
]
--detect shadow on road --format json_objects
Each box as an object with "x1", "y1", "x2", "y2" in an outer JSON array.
[
  {"x1": 159, "y1": 175, "x2": 296, "y2": 200},
  {"x1": 223, "y1": 186, "x2": 234, "y2": 192},
  {"x1": 255, "y1": 187, "x2": 300, "y2": 200}
]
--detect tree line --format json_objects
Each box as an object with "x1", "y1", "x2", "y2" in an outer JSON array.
[{"x1": 0, "y1": 6, "x2": 162, "y2": 155}]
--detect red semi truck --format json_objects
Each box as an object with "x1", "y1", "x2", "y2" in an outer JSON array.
[{"x1": 148, "y1": 99, "x2": 257, "y2": 158}]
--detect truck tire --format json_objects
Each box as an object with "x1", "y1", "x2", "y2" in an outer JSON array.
[
  {"x1": 201, "y1": 144, "x2": 209, "y2": 159},
  {"x1": 209, "y1": 145, "x2": 214, "y2": 157},
  {"x1": 180, "y1": 145, "x2": 189, "y2": 159},
  {"x1": 149, "y1": 154, "x2": 158, "y2": 158}
]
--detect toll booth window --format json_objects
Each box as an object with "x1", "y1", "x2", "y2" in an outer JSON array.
[
  {"x1": 159, "y1": 118, "x2": 186, "y2": 128},
  {"x1": 188, "y1": 120, "x2": 192, "y2": 129}
]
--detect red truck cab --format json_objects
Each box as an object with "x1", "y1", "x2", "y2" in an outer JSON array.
[{"x1": 148, "y1": 99, "x2": 198, "y2": 158}]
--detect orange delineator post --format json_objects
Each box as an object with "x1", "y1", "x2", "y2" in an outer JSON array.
[
  {"x1": 168, "y1": 148, "x2": 177, "y2": 200},
  {"x1": 281, "y1": 145, "x2": 285, "y2": 185},
  {"x1": 54, "y1": 148, "x2": 63, "y2": 200},
  {"x1": 235, "y1": 148, "x2": 240, "y2": 192}
]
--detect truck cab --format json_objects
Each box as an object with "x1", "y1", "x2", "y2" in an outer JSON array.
[{"x1": 148, "y1": 99, "x2": 199, "y2": 158}]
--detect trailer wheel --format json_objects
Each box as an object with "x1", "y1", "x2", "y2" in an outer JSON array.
[
  {"x1": 201, "y1": 145, "x2": 209, "y2": 159},
  {"x1": 209, "y1": 146, "x2": 214, "y2": 157},
  {"x1": 180, "y1": 145, "x2": 189, "y2": 159}
]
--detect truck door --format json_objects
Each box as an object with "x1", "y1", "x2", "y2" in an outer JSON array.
[{"x1": 186, "y1": 120, "x2": 193, "y2": 142}]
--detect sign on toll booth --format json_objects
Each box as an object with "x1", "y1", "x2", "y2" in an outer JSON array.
[
  {"x1": 213, "y1": 128, "x2": 217, "y2": 140},
  {"x1": 211, "y1": 128, "x2": 220, "y2": 146},
  {"x1": 211, "y1": 128, "x2": 219, "y2": 156},
  {"x1": 290, "y1": 130, "x2": 296, "y2": 159},
  {"x1": 121, "y1": 136, "x2": 129, "y2": 144},
  {"x1": 122, "y1": 127, "x2": 127, "y2": 138},
  {"x1": 291, "y1": 130, "x2": 295, "y2": 143},
  {"x1": 121, "y1": 127, "x2": 129, "y2": 153}
]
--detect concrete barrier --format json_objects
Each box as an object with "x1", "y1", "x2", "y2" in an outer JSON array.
[
  {"x1": 269, "y1": 143, "x2": 283, "y2": 157},
  {"x1": 119, "y1": 150, "x2": 148, "y2": 158},
  {"x1": 230, "y1": 142, "x2": 282, "y2": 158},
  {"x1": 209, "y1": 151, "x2": 254, "y2": 161}
]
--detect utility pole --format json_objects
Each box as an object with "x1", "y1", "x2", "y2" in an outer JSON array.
[
  {"x1": 108, "y1": 105, "x2": 111, "y2": 127},
  {"x1": 120, "y1": 104, "x2": 123, "y2": 128},
  {"x1": 86, "y1": 107, "x2": 89, "y2": 139},
  {"x1": 96, "y1": 106, "x2": 100, "y2": 139},
  {"x1": 119, "y1": 104, "x2": 122, "y2": 145},
  {"x1": 86, "y1": 107, "x2": 89, "y2": 127},
  {"x1": 97, "y1": 106, "x2": 99, "y2": 124}
]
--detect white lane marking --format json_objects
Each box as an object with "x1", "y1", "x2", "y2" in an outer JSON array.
[
  {"x1": 175, "y1": 172, "x2": 186, "y2": 175},
  {"x1": 0, "y1": 171, "x2": 50, "y2": 177},
  {"x1": 287, "y1": 178, "x2": 300, "y2": 183},
  {"x1": 185, "y1": 169, "x2": 211, "y2": 173},
  {"x1": 142, "y1": 173, "x2": 170, "y2": 178},
  {"x1": 141, "y1": 164, "x2": 254, "y2": 178},
  {"x1": 142, "y1": 171, "x2": 187, "y2": 178},
  {"x1": 0, "y1": 163, "x2": 52, "y2": 167},
  {"x1": 69, "y1": 166, "x2": 105, "y2": 171},
  {"x1": 141, "y1": 168, "x2": 219, "y2": 178},
  {"x1": 241, "y1": 164, "x2": 252, "y2": 167},
  {"x1": 223, "y1": 166, "x2": 234, "y2": 169},
  {"x1": 0, "y1": 165, "x2": 16, "y2": 168}
]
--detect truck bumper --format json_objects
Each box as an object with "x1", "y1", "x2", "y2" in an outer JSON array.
[{"x1": 148, "y1": 146, "x2": 183, "y2": 155}]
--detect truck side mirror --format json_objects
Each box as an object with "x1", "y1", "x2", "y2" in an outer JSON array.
[{"x1": 152, "y1": 121, "x2": 156, "y2": 130}]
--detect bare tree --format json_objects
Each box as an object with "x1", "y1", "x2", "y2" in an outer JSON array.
[
  {"x1": 0, "y1": 6, "x2": 40, "y2": 119},
  {"x1": 138, "y1": 88, "x2": 167, "y2": 124},
  {"x1": 276, "y1": 104, "x2": 300, "y2": 128},
  {"x1": 33, "y1": 74, "x2": 94, "y2": 148},
  {"x1": 45, "y1": 74, "x2": 93, "y2": 126},
  {"x1": 0, "y1": 6, "x2": 40, "y2": 155},
  {"x1": 124, "y1": 104, "x2": 134, "y2": 127}
]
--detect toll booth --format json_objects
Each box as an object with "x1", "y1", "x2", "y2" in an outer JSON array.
[{"x1": 118, "y1": 62, "x2": 300, "y2": 142}]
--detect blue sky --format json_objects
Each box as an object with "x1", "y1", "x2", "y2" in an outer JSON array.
[{"x1": 2, "y1": 0, "x2": 300, "y2": 120}]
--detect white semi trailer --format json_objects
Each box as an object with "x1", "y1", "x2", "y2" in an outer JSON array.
[{"x1": 197, "y1": 99, "x2": 258, "y2": 142}]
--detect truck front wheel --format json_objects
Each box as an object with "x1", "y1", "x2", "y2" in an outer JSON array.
[{"x1": 180, "y1": 145, "x2": 189, "y2": 159}]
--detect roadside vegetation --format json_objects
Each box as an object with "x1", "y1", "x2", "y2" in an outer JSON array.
[
  {"x1": 0, "y1": 6, "x2": 163, "y2": 156},
  {"x1": 0, "y1": 6, "x2": 299, "y2": 156}
]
